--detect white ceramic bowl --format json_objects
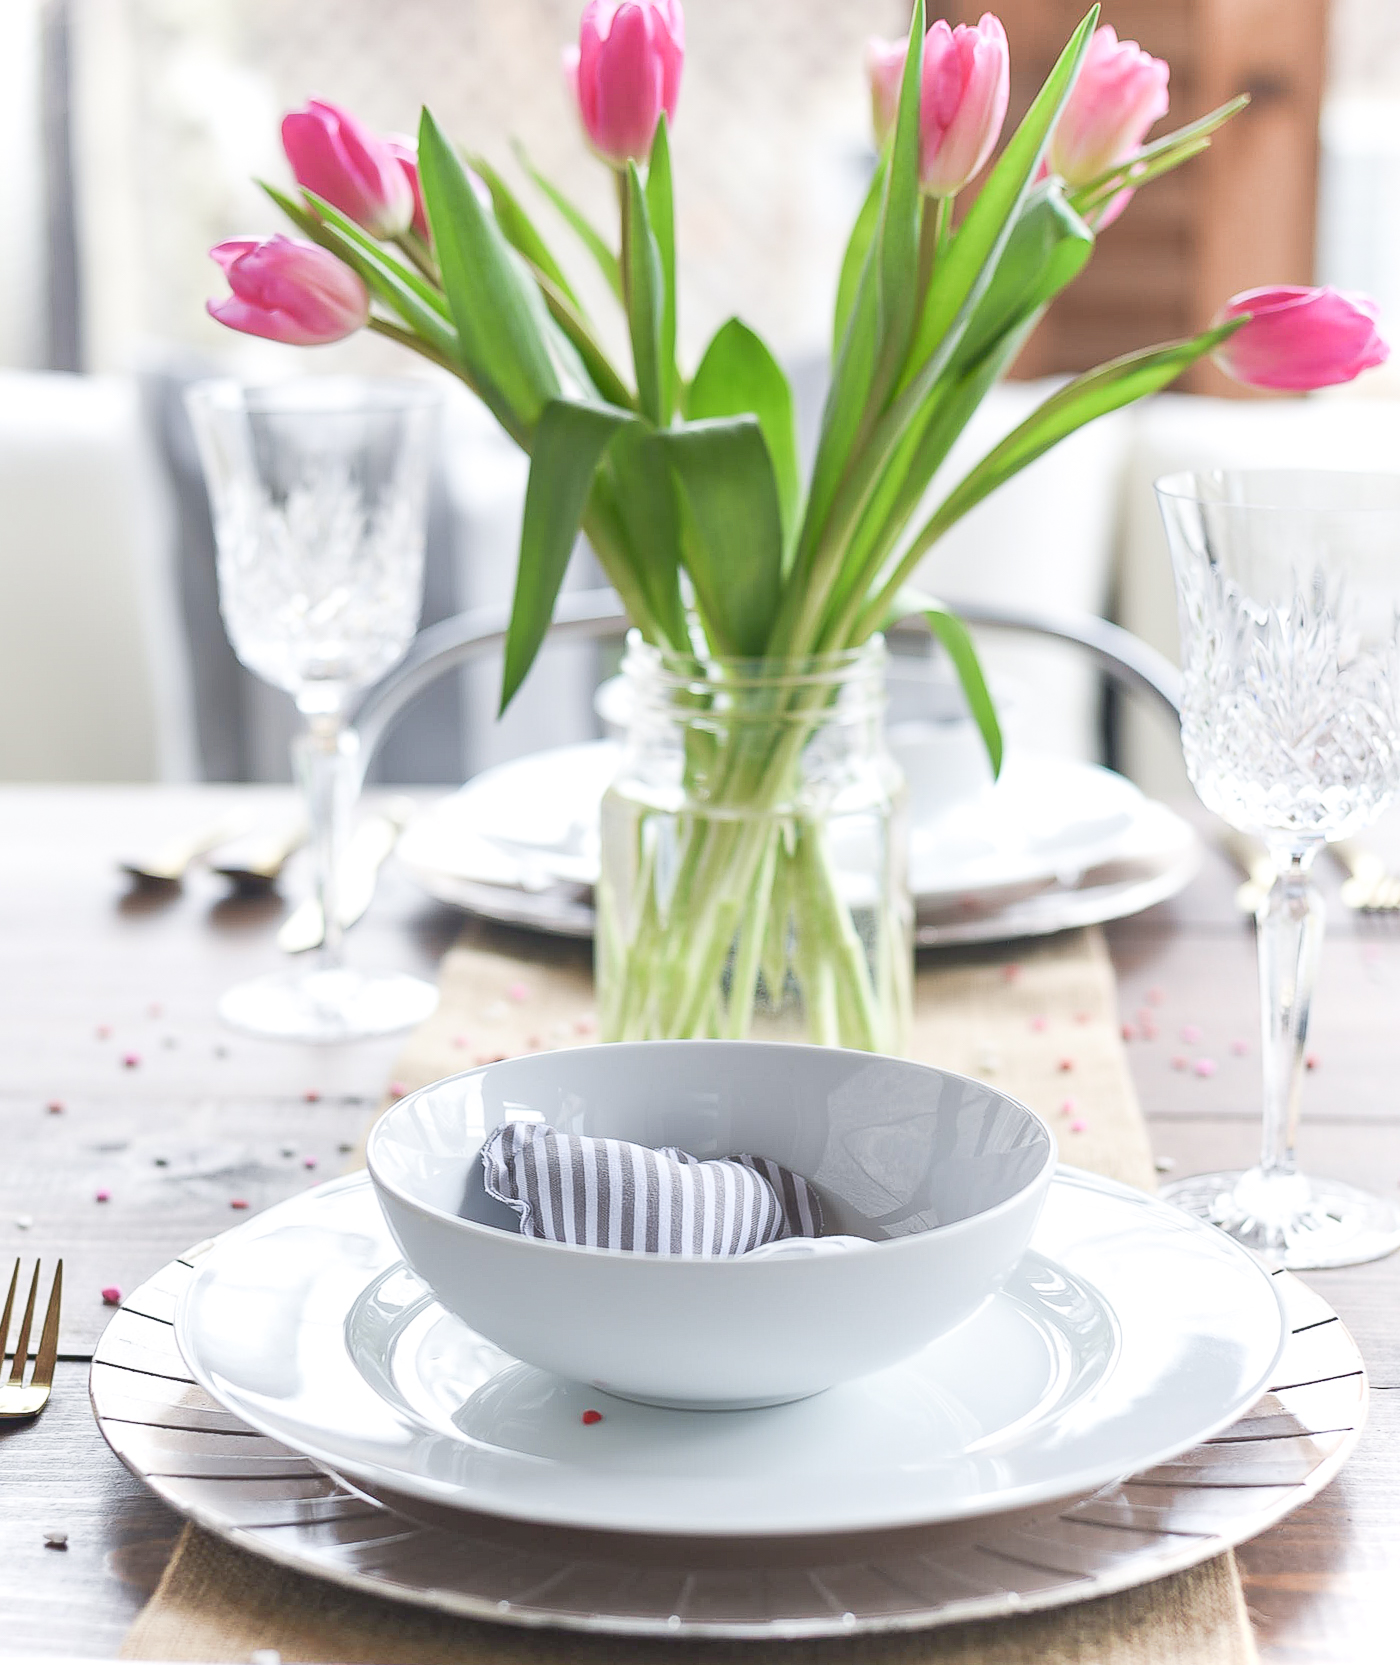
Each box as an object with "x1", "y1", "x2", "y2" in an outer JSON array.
[{"x1": 367, "y1": 1041, "x2": 1055, "y2": 1409}]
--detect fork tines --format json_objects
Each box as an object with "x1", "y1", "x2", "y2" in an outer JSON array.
[{"x1": 0, "y1": 1259, "x2": 62, "y2": 1417}]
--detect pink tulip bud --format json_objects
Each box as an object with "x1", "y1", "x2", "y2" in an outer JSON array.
[
  {"x1": 281, "y1": 99, "x2": 414, "y2": 239},
  {"x1": 1048, "y1": 25, "x2": 1168, "y2": 227},
  {"x1": 866, "y1": 14, "x2": 1009, "y2": 199},
  {"x1": 565, "y1": 0, "x2": 685, "y2": 167},
  {"x1": 1211, "y1": 286, "x2": 1390, "y2": 392},
  {"x1": 207, "y1": 236, "x2": 370, "y2": 346},
  {"x1": 385, "y1": 138, "x2": 430, "y2": 243}
]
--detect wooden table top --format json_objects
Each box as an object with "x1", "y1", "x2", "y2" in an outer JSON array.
[{"x1": 0, "y1": 784, "x2": 1395, "y2": 1664}]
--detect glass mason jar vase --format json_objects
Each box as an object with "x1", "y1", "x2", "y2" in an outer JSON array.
[{"x1": 597, "y1": 636, "x2": 912, "y2": 1050}]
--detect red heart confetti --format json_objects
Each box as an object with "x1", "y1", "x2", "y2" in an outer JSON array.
[{"x1": 581, "y1": 1408, "x2": 603, "y2": 1425}]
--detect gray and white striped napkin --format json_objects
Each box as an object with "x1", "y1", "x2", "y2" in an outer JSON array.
[{"x1": 481, "y1": 1121, "x2": 824, "y2": 1256}]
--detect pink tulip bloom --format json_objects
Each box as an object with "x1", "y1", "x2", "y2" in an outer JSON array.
[
  {"x1": 1212, "y1": 286, "x2": 1390, "y2": 391},
  {"x1": 866, "y1": 14, "x2": 1009, "y2": 199},
  {"x1": 385, "y1": 138, "x2": 430, "y2": 243},
  {"x1": 206, "y1": 236, "x2": 370, "y2": 346},
  {"x1": 282, "y1": 99, "x2": 414, "y2": 239},
  {"x1": 564, "y1": 0, "x2": 685, "y2": 167},
  {"x1": 1048, "y1": 25, "x2": 1168, "y2": 227}
]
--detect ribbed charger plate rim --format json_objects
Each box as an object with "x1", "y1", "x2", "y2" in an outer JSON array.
[{"x1": 91, "y1": 1244, "x2": 1366, "y2": 1638}]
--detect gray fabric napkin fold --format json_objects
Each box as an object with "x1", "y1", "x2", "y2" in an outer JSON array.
[{"x1": 480, "y1": 1120, "x2": 824, "y2": 1255}]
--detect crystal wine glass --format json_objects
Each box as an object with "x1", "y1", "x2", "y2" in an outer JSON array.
[
  {"x1": 187, "y1": 377, "x2": 439, "y2": 1041},
  {"x1": 1158, "y1": 468, "x2": 1400, "y2": 1268}
]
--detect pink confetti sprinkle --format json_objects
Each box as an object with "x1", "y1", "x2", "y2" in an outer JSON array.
[
  {"x1": 1059, "y1": 1097, "x2": 1077, "y2": 1116},
  {"x1": 95, "y1": 1024, "x2": 112, "y2": 1040},
  {"x1": 526, "y1": 1034, "x2": 543, "y2": 1050},
  {"x1": 1030, "y1": 1015, "x2": 1048, "y2": 1032},
  {"x1": 1057, "y1": 1057, "x2": 1074, "y2": 1072},
  {"x1": 474, "y1": 1053, "x2": 491, "y2": 1066},
  {"x1": 1069, "y1": 1118, "x2": 1088, "y2": 1134},
  {"x1": 148, "y1": 1002, "x2": 162, "y2": 1018},
  {"x1": 121, "y1": 1052, "x2": 140, "y2": 1069},
  {"x1": 1003, "y1": 963, "x2": 1022, "y2": 982},
  {"x1": 45, "y1": 1099, "x2": 63, "y2": 1114},
  {"x1": 1074, "y1": 1011, "x2": 1090, "y2": 1025},
  {"x1": 389, "y1": 1081, "x2": 408, "y2": 1098},
  {"x1": 101, "y1": 1286, "x2": 121, "y2": 1306},
  {"x1": 1171, "y1": 1055, "x2": 1188, "y2": 1071},
  {"x1": 581, "y1": 1408, "x2": 603, "y2": 1425},
  {"x1": 303, "y1": 1156, "x2": 318, "y2": 1170},
  {"x1": 303, "y1": 1089, "x2": 320, "y2": 1103},
  {"x1": 1180, "y1": 1025, "x2": 1202, "y2": 1044},
  {"x1": 506, "y1": 982, "x2": 529, "y2": 1002},
  {"x1": 1306, "y1": 1052, "x2": 1320, "y2": 1071},
  {"x1": 230, "y1": 1198, "x2": 249, "y2": 1210},
  {"x1": 94, "y1": 1188, "x2": 110, "y2": 1203},
  {"x1": 1231, "y1": 1038, "x2": 1249, "y2": 1056},
  {"x1": 451, "y1": 1034, "x2": 469, "y2": 1048},
  {"x1": 1146, "y1": 987, "x2": 1164, "y2": 1005},
  {"x1": 1194, "y1": 1058, "x2": 1217, "y2": 1078},
  {"x1": 1140, "y1": 1024, "x2": 1159, "y2": 1042},
  {"x1": 573, "y1": 1016, "x2": 595, "y2": 1035},
  {"x1": 1121, "y1": 1023, "x2": 1136, "y2": 1042}
]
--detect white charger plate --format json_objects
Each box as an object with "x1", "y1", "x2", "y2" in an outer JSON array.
[
  {"x1": 395, "y1": 744, "x2": 1197, "y2": 944},
  {"x1": 172, "y1": 1169, "x2": 1283, "y2": 1541}
]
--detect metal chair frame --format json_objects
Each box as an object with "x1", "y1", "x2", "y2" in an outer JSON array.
[{"x1": 350, "y1": 589, "x2": 1182, "y2": 782}]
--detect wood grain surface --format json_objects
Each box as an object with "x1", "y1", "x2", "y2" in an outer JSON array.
[{"x1": 1, "y1": 787, "x2": 1397, "y2": 1662}]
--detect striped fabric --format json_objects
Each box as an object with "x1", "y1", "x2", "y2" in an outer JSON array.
[{"x1": 480, "y1": 1122, "x2": 824, "y2": 1255}]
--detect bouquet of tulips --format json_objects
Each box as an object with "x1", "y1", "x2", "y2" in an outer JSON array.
[{"x1": 210, "y1": 2, "x2": 1388, "y2": 1048}]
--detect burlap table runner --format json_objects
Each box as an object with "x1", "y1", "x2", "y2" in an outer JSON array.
[{"x1": 122, "y1": 928, "x2": 1257, "y2": 1665}]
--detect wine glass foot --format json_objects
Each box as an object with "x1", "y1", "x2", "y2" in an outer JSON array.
[
  {"x1": 218, "y1": 967, "x2": 438, "y2": 1043},
  {"x1": 1160, "y1": 1166, "x2": 1400, "y2": 1269}
]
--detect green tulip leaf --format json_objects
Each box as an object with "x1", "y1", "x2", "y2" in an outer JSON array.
[
  {"x1": 502, "y1": 399, "x2": 635, "y2": 712},
  {"x1": 419, "y1": 109, "x2": 560, "y2": 437},
  {"x1": 646, "y1": 116, "x2": 678, "y2": 423},
  {"x1": 687, "y1": 319, "x2": 801, "y2": 552},
  {"x1": 897, "y1": 321, "x2": 1242, "y2": 586},
  {"x1": 623, "y1": 162, "x2": 666, "y2": 425},
  {"x1": 601, "y1": 424, "x2": 689, "y2": 646},
  {"x1": 832, "y1": 156, "x2": 887, "y2": 361},
  {"x1": 514, "y1": 140, "x2": 624, "y2": 301},
  {"x1": 469, "y1": 154, "x2": 581, "y2": 310},
  {"x1": 887, "y1": 587, "x2": 1002, "y2": 776},
  {"x1": 663, "y1": 417, "x2": 784, "y2": 658}
]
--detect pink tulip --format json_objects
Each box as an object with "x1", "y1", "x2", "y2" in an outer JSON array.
[
  {"x1": 564, "y1": 0, "x2": 685, "y2": 167},
  {"x1": 206, "y1": 236, "x2": 370, "y2": 346},
  {"x1": 866, "y1": 15, "x2": 1010, "y2": 199},
  {"x1": 281, "y1": 99, "x2": 414, "y2": 239},
  {"x1": 385, "y1": 138, "x2": 430, "y2": 243},
  {"x1": 1211, "y1": 286, "x2": 1390, "y2": 391},
  {"x1": 1048, "y1": 25, "x2": 1168, "y2": 227}
]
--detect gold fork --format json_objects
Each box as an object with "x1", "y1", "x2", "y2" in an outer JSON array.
[{"x1": 0, "y1": 1259, "x2": 62, "y2": 1418}]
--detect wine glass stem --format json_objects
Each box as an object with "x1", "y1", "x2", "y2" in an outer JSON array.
[
  {"x1": 1256, "y1": 846, "x2": 1325, "y2": 1182},
  {"x1": 294, "y1": 716, "x2": 359, "y2": 975}
]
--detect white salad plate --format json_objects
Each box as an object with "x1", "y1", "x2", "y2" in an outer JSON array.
[
  {"x1": 173, "y1": 1168, "x2": 1284, "y2": 1541},
  {"x1": 395, "y1": 742, "x2": 1198, "y2": 945}
]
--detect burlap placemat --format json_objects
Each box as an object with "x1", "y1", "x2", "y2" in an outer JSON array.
[{"x1": 122, "y1": 928, "x2": 1256, "y2": 1665}]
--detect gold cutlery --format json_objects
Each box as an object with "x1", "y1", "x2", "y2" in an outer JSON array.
[
  {"x1": 278, "y1": 800, "x2": 414, "y2": 954},
  {"x1": 120, "y1": 818, "x2": 251, "y2": 884},
  {"x1": 208, "y1": 815, "x2": 309, "y2": 888},
  {"x1": 0, "y1": 1259, "x2": 62, "y2": 1419}
]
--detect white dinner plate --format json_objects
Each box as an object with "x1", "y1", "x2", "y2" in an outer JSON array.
[
  {"x1": 175, "y1": 1169, "x2": 1284, "y2": 1540},
  {"x1": 395, "y1": 743, "x2": 1198, "y2": 943}
]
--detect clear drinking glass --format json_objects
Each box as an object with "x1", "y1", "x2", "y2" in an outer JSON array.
[
  {"x1": 187, "y1": 377, "x2": 439, "y2": 1041},
  {"x1": 1158, "y1": 468, "x2": 1400, "y2": 1267}
]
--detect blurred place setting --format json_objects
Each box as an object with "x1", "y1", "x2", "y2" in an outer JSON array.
[{"x1": 4, "y1": 2, "x2": 1400, "y2": 1664}]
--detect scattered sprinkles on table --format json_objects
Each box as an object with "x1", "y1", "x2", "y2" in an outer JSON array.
[
  {"x1": 581, "y1": 1408, "x2": 603, "y2": 1425},
  {"x1": 94, "y1": 1188, "x2": 110, "y2": 1203},
  {"x1": 1193, "y1": 1058, "x2": 1217, "y2": 1078},
  {"x1": 506, "y1": 982, "x2": 530, "y2": 1002},
  {"x1": 45, "y1": 1099, "x2": 62, "y2": 1114},
  {"x1": 1231, "y1": 1038, "x2": 1249, "y2": 1056},
  {"x1": 121, "y1": 1052, "x2": 140, "y2": 1068},
  {"x1": 1180, "y1": 1025, "x2": 1202, "y2": 1044},
  {"x1": 1030, "y1": 1015, "x2": 1047, "y2": 1032},
  {"x1": 1306, "y1": 1052, "x2": 1321, "y2": 1071},
  {"x1": 101, "y1": 1286, "x2": 121, "y2": 1306},
  {"x1": 230, "y1": 1198, "x2": 249, "y2": 1210},
  {"x1": 1069, "y1": 1118, "x2": 1087, "y2": 1133}
]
